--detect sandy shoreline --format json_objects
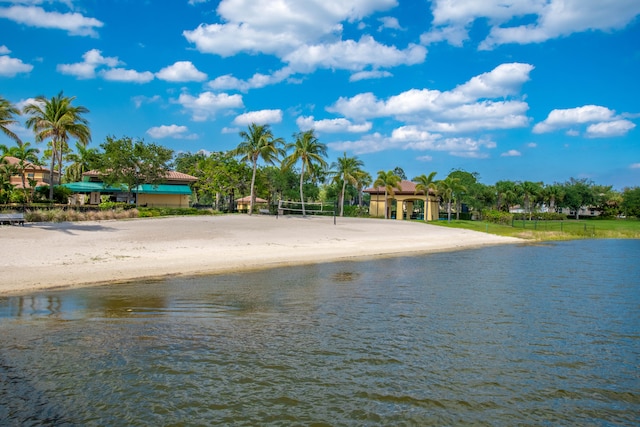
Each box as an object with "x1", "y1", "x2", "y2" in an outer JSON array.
[{"x1": 0, "y1": 215, "x2": 521, "y2": 296}]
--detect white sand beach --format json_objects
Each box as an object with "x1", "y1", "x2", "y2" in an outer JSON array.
[{"x1": 0, "y1": 215, "x2": 521, "y2": 295}]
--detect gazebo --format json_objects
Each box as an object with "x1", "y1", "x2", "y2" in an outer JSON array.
[
  {"x1": 235, "y1": 196, "x2": 268, "y2": 212},
  {"x1": 364, "y1": 180, "x2": 439, "y2": 221}
]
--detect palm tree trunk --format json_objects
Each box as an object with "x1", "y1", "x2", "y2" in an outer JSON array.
[
  {"x1": 249, "y1": 160, "x2": 257, "y2": 215},
  {"x1": 384, "y1": 190, "x2": 388, "y2": 219},
  {"x1": 340, "y1": 180, "x2": 346, "y2": 216},
  {"x1": 48, "y1": 152, "x2": 55, "y2": 200},
  {"x1": 299, "y1": 163, "x2": 306, "y2": 217}
]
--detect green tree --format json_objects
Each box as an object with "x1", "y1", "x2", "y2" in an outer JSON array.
[
  {"x1": 495, "y1": 180, "x2": 519, "y2": 212},
  {"x1": 621, "y1": 187, "x2": 640, "y2": 218},
  {"x1": 96, "y1": 136, "x2": 173, "y2": 206},
  {"x1": 0, "y1": 96, "x2": 22, "y2": 144},
  {"x1": 232, "y1": 123, "x2": 284, "y2": 215},
  {"x1": 355, "y1": 169, "x2": 372, "y2": 209},
  {"x1": 437, "y1": 176, "x2": 464, "y2": 222},
  {"x1": 373, "y1": 170, "x2": 402, "y2": 219},
  {"x1": 331, "y1": 152, "x2": 365, "y2": 216},
  {"x1": 23, "y1": 92, "x2": 91, "y2": 199},
  {"x1": 559, "y1": 178, "x2": 595, "y2": 219},
  {"x1": 7, "y1": 140, "x2": 40, "y2": 202},
  {"x1": 413, "y1": 171, "x2": 437, "y2": 221},
  {"x1": 448, "y1": 170, "x2": 477, "y2": 219},
  {"x1": 520, "y1": 181, "x2": 543, "y2": 220},
  {"x1": 393, "y1": 166, "x2": 407, "y2": 180},
  {"x1": 64, "y1": 141, "x2": 100, "y2": 184},
  {"x1": 283, "y1": 129, "x2": 328, "y2": 216},
  {"x1": 542, "y1": 183, "x2": 564, "y2": 214}
]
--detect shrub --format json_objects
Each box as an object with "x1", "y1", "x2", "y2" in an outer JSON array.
[{"x1": 481, "y1": 209, "x2": 513, "y2": 225}]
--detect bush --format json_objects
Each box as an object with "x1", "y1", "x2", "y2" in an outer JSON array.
[{"x1": 481, "y1": 209, "x2": 513, "y2": 225}]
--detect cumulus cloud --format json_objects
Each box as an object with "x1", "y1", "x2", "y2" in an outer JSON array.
[
  {"x1": 421, "y1": 0, "x2": 640, "y2": 49},
  {"x1": 146, "y1": 124, "x2": 197, "y2": 139},
  {"x1": 296, "y1": 116, "x2": 372, "y2": 133},
  {"x1": 176, "y1": 91, "x2": 244, "y2": 121},
  {"x1": 328, "y1": 125, "x2": 496, "y2": 158},
  {"x1": 378, "y1": 16, "x2": 403, "y2": 31},
  {"x1": 0, "y1": 5, "x2": 103, "y2": 37},
  {"x1": 208, "y1": 67, "x2": 293, "y2": 92},
  {"x1": 183, "y1": 0, "x2": 420, "y2": 91},
  {"x1": 534, "y1": 105, "x2": 636, "y2": 137},
  {"x1": 349, "y1": 70, "x2": 393, "y2": 82},
  {"x1": 328, "y1": 62, "x2": 532, "y2": 134},
  {"x1": 501, "y1": 149, "x2": 521, "y2": 157},
  {"x1": 233, "y1": 109, "x2": 283, "y2": 126},
  {"x1": 101, "y1": 68, "x2": 153, "y2": 83},
  {"x1": 0, "y1": 53, "x2": 33, "y2": 77},
  {"x1": 57, "y1": 49, "x2": 122, "y2": 79},
  {"x1": 156, "y1": 61, "x2": 207, "y2": 82}
]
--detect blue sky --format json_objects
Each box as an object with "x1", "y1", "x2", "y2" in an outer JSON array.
[{"x1": 1, "y1": 0, "x2": 639, "y2": 189}]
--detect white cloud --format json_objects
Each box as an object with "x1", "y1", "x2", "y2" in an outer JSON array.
[
  {"x1": 416, "y1": 155, "x2": 433, "y2": 162},
  {"x1": 630, "y1": 163, "x2": 640, "y2": 169},
  {"x1": 349, "y1": 70, "x2": 393, "y2": 82},
  {"x1": 328, "y1": 125, "x2": 496, "y2": 158},
  {"x1": 533, "y1": 105, "x2": 635, "y2": 137},
  {"x1": 0, "y1": 5, "x2": 103, "y2": 37},
  {"x1": 501, "y1": 149, "x2": 521, "y2": 157},
  {"x1": 0, "y1": 45, "x2": 9, "y2": 54},
  {"x1": 328, "y1": 62, "x2": 532, "y2": 133},
  {"x1": 0, "y1": 54, "x2": 33, "y2": 77},
  {"x1": 146, "y1": 124, "x2": 197, "y2": 139},
  {"x1": 378, "y1": 16, "x2": 402, "y2": 31},
  {"x1": 156, "y1": 61, "x2": 207, "y2": 82},
  {"x1": 132, "y1": 95, "x2": 161, "y2": 108},
  {"x1": 208, "y1": 67, "x2": 293, "y2": 92},
  {"x1": 284, "y1": 36, "x2": 426, "y2": 73},
  {"x1": 296, "y1": 116, "x2": 372, "y2": 133},
  {"x1": 176, "y1": 91, "x2": 244, "y2": 122},
  {"x1": 233, "y1": 109, "x2": 283, "y2": 126},
  {"x1": 57, "y1": 49, "x2": 122, "y2": 79},
  {"x1": 527, "y1": 142, "x2": 537, "y2": 148},
  {"x1": 183, "y1": 0, "x2": 416, "y2": 91},
  {"x1": 421, "y1": 0, "x2": 640, "y2": 49},
  {"x1": 586, "y1": 120, "x2": 636, "y2": 138},
  {"x1": 101, "y1": 68, "x2": 155, "y2": 83},
  {"x1": 184, "y1": 0, "x2": 398, "y2": 57}
]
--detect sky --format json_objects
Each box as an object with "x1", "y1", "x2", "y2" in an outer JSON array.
[{"x1": 1, "y1": 0, "x2": 639, "y2": 189}]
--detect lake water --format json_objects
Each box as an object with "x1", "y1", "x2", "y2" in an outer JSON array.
[{"x1": 1, "y1": 239, "x2": 639, "y2": 426}]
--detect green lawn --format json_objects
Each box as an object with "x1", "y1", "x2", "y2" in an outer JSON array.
[{"x1": 426, "y1": 218, "x2": 640, "y2": 240}]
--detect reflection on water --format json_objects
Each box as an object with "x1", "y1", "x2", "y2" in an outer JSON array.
[{"x1": 1, "y1": 239, "x2": 639, "y2": 425}]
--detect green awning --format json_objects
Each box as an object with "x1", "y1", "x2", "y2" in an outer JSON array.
[
  {"x1": 135, "y1": 184, "x2": 192, "y2": 195},
  {"x1": 62, "y1": 182, "x2": 192, "y2": 195}
]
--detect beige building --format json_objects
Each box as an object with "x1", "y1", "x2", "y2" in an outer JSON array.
[
  {"x1": 2, "y1": 156, "x2": 59, "y2": 189},
  {"x1": 64, "y1": 170, "x2": 197, "y2": 208},
  {"x1": 364, "y1": 180, "x2": 439, "y2": 221}
]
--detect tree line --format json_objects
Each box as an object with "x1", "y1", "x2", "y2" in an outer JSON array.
[{"x1": 2, "y1": 94, "x2": 639, "y2": 218}]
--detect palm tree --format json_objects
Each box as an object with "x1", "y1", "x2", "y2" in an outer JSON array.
[
  {"x1": 331, "y1": 152, "x2": 364, "y2": 216},
  {"x1": 283, "y1": 130, "x2": 328, "y2": 216},
  {"x1": 23, "y1": 91, "x2": 91, "y2": 199},
  {"x1": 542, "y1": 183, "x2": 564, "y2": 214},
  {"x1": 373, "y1": 170, "x2": 402, "y2": 219},
  {"x1": 7, "y1": 140, "x2": 40, "y2": 202},
  {"x1": 355, "y1": 169, "x2": 372, "y2": 210},
  {"x1": 232, "y1": 123, "x2": 284, "y2": 215},
  {"x1": 0, "y1": 96, "x2": 21, "y2": 144},
  {"x1": 413, "y1": 171, "x2": 437, "y2": 221},
  {"x1": 64, "y1": 141, "x2": 100, "y2": 183},
  {"x1": 521, "y1": 181, "x2": 542, "y2": 220},
  {"x1": 437, "y1": 176, "x2": 464, "y2": 222},
  {"x1": 495, "y1": 180, "x2": 518, "y2": 212}
]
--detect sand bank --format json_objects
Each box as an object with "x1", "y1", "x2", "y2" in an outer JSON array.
[{"x1": 0, "y1": 215, "x2": 521, "y2": 295}]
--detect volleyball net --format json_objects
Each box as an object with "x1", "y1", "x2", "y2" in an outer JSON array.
[{"x1": 277, "y1": 200, "x2": 337, "y2": 218}]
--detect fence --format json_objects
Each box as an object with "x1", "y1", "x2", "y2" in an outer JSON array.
[{"x1": 511, "y1": 219, "x2": 596, "y2": 236}]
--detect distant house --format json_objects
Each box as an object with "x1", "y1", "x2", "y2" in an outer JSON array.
[
  {"x1": 63, "y1": 170, "x2": 197, "y2": 208},
  {"x1": 2, "y1": 156, "x2": 59, "y2": 189},
  {"x1": 363, "y1": 180, "x2": 439, "y2": 221},
  {"x1": 235, "y1": 196, "x2": 268, "y2": 212}
]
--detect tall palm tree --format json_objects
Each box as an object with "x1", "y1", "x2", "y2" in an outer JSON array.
[
  {"x1": 437, "y1": 176, "x2": 464, "y2": 222},
  {"x1": 373, "y1": 170, "x2": 401, "y2": 219},
  {"x1": 0, "y1": 96, "x2": 21, "y2": 144},
  {"x1": 232, "y1": 123, "x2": 284, "y2": 215},
  {"x1": 413, "y1": 171, "x2": 437, "y2": 221},
  {"x1": 520, "y1": 181, "x2": 542, "y2": 220},
  {"x1": 64, "y1": 141, "x2": 100, "y2": 183},
  {"x1": 23, "y1": 91, "x2": 91, "y2": 199},
  {"x1": 331, "y1": 152, "x2": 364, "y2": 216},
  {"x1": 355, "y1": 169, "x2": 372, "y2": 210},
  {"x1": 7, "y1": 140, "x2": 40, "y2": 202},
  {"x1": 283, "y1": 129, "x2": 328, "y2": 216}
]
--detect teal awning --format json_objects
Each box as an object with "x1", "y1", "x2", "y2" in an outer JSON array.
[
  {"x1": 61, "y1": 182, "x2": 192, "y2": 195},
  {"x1": 61, "y1": 182, "x2": 125, "y2": 192}
]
